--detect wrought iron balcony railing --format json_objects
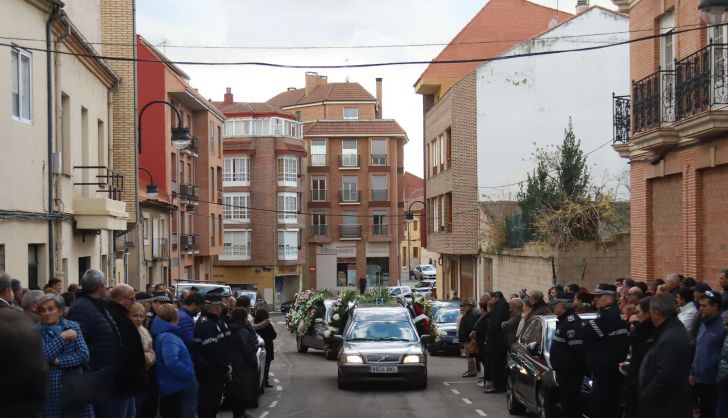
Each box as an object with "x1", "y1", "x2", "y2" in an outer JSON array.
[
  {"x1": 339, "y1": 189, "x2": 360, "y2": 203},
  {"x1": 310, "y1": 154, "x2": 327, "y2": 166},
  {"x1": 675, "y1": 42, "x2": 728, "y2": 120},
  {"x1": 312, "y1": 224, "x2": 328, "y2": 236},
  {"x1": 612, "y1": 94, "x2": 630, "y2": 144},
  {"x1": 179, "y1": 184, "x2": 199, "y2": 202},
  {"x1": 371, "y1": 189, "x2": 388, "y2": 201},
  {"x1": 338, "y1": 154, "x2": 360, "y2": 168},
  {"x1": 311, "y1": 189, "x2": 327, "y2": 202},
  {"x1": 152, "y1": 238, "x2": 169, "y2": 260},
  {"x1": 372, "y1": 224, "x2": 388, "y2": 236},
  {"x1": 180, "y1": 234, "x2": 199, "y2": 252},
  {"x1": 370, "y1": 154, "x2": 388, "y2": 166},
  {"x1": 632, "y1": 69, "x2": 675, "y2": 133},
  {"x1": 73, "y1": 166, "x2": 124, "y2": 201}
]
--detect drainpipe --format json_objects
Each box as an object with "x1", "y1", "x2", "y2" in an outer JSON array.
[{"x1": 46, "y1": 2, "x2": 63, "y2": 281}]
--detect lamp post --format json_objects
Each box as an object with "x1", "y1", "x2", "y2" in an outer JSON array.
[
  {"x1": 138, "y1": 100, "x2": 192, "y2": 153},
  {"x1": 699, "y1": 0, "x2": 728, "y2": 23},
  {"x1": 405, "y1": 200, "x2": 425, "y2": 280},
  {"x1": 138, "y1": 167, "x2": 159, "y2": 198}
]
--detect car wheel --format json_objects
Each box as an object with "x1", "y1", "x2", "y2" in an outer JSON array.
[
  {"x1": 337, "y1": 370, "x2": 348, "y2": 390},
  {"x1": 325, "y1": 348, "x2": 338, "y2": 361},
  {"x1": 296, "y1": 335, "x2": 308, "y2": 353},
  {"x1": 415, "y1": 371, "x2": 428, "y2": 389},
  {"x1": 506, "y1": 376, "x2": 526, "y2": 415},
  {"x1": 537, "y1": 389, "x2": 556, "y2": 418}
]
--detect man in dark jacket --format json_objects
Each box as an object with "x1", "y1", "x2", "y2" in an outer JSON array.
[
  {"x1": 473, "y1": 294, "x2": 491, "y2": 387},
  {"x1": 107, "y1": 284, "x2": 147, "y2": 417},
  {"x1": 179, "y1": 292, "x2": 203, "y2": 346},
  {"x1": 624, "y1": 296, "x2": 654, "y2": 418},
  {"x1": 638, "y1": 293, "x2": 692, "y2": 418},
  {"x1": 582, "y1": 283, "x2": 630, "y2": 418},
  {"x1": 549, "y1": 293, "x2": 587, "y2": 418},
  {"x1": 691, "y1": 292, "x2": 727, "y2": 418},
  {"x1": 484, "y1": 292, "x2": 510, "y2": 393},
  {"x1": 458, "y1": 298, "x2": 479, "y2": 377},
  {"x1": 194, "y1": 291, "x2": 233, "y2": 418},
  {"x1": 66, "y1": 269, "x2": 121, "y2": 418}
]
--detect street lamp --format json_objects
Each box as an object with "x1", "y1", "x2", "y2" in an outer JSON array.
[
  {"x1": 405, "y1": 200, "x2": 425, "y2": 280},
  {"x1": 138, "y1": 100, "x2": 192, "y2": 153},
  {"x1": 138, "y1": 167, "x2": 159, "y2": 199},
  {"x1": 699, "y1": 0, "x2": 728, "y2": 23}
]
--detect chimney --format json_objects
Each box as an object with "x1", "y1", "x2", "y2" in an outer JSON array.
[
  {"x1": 305, "y1": 72, "x2": 319, "y2": 95},
  {"x1": 375, "y1": 78, "x2": 383, "y2": 119},
  {"x1": 576, "y1": 0, "x2": 589, "y2": 14},
  {"x1": 224, "y1": 87, "x2": 233, "y2": 105}
]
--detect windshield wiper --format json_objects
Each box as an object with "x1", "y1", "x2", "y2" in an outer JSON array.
[
  {"x1": 347, "y1": 337, "x2": 376, "y2": 341},
  {"x1": 374, "y1": 337, "x2": 412, "y2": 342}
]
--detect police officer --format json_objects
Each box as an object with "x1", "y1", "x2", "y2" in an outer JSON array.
[
  {"x1": 549, "y1": 292, "x2": 586, "y2": 418},
  {"x1": 582, "y1": 283, "x2": 629, "y2": 418},
  {"x1": 194, "y1": 289, "x2": 232, "y2": 418}
]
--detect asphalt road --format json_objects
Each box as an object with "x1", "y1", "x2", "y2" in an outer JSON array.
[{"x1": 221, "y1": 317, "x2": 516, "y2": 418}]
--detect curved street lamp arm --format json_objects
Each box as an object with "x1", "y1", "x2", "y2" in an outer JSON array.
[
  {"x1": 138, "y1": 166, "x2": 155, "y2": 185},
  {"x1": 138, "y1": 100, "x2": 184, "y2": 153}
]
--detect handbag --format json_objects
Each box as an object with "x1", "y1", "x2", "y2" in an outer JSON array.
[
  {"x1": 467, "y1": 337, "x2": 480, "y2": 357},
  {"x1": 60, "y1": 366, "x2": 109, "y2": 409}
]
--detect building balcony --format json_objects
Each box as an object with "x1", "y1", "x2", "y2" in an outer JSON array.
[
  {"x1": 178, "y1": 184, "x2": 199, "y2": 203},
  {"x1": 72, "y1": 166, "x2": 128, "y2": 230},
  {"x1": 180, "y1": 234, "x2": 199, "y2": 253},
  {"x1": 338, "y1": 154, "x2": 360, "y2": 168},
  {"x1": 340, "y1": 224, "x2": 362, "y2": 239},
  {"x1": 370, "y1": 189, "x2": 388, "y2": 202},
  {"x1": 372, "y1": 224, "x2": 389, "y2": 236},
  {"x1": 339, "y1": 189, "x2": 360, "y2": 204},
  {"x1": 312, "y1": 224, "x2": 328, "y2": 237},
  {"x1": 370, "y1": 154, "x2": 388, "y2": 166},
  {"x1": 171, "y1": 232, "x2": 178, "y2": 251},
  {"x1": 311, "y1": 189, "x2": 327, "y2": 202},
  {"x1": 152, "y1": 238, "x2": 169, "y2": 260}
]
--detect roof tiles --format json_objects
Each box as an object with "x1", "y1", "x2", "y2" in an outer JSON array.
[
  {"x1": 304, "y1": 120, "x2": 407, "y2": 137},
  {"x1": 268, "y1": 83, "x2": 376, "y2": 108}
]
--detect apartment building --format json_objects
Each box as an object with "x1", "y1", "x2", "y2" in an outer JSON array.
[
  {"x1": 611, "y1": 0, "x2": 728, "y2": 286},
  {"x1": 0, "y1": 0, "x2": 128, "y2": 287},
  {"x1": 136, "y1": 36, "x2": 224, "y2": 288},
  {"x1": 400, "y1": 172, "x2": 428, "y2": 277},
  {"x1": 269, "y1": 73, "x2": 406, "y2": 290},
  {"x1": 211, "y1": 89, "x2": 306, "y2": 307},
  {"x1": 415, "y1": 0, "x2": 572, "y2": 300}
]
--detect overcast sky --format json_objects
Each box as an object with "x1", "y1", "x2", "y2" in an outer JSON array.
[{"x1": 137, "y1": 0, "x2": 616, "y2": 178}]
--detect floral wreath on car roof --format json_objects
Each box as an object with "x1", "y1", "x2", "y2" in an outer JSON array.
[{"x1": 285, "y1": 289, "x2": 333, "y2": 337}]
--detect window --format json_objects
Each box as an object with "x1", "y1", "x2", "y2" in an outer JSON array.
[
  {"x1": 341, "y1": 211, "x2": 360, "y2": 238},
  {"x1": 143, "y1": 217, "x2": 149, "y2": 242},
  {"x1": 278, "y1": 193, "x2": 298, "y2": 223},
  {"x1": 210, "y1": 121, "x2": 214, "y2": 154},
  {"x1": 277, "y1": 156, "x2": 299, "y2": 186},
  {"x1": 371, "y1": 175, "x2": 387, "y2": 201},
  {"x1": 660, "y1": 13, "x2": 676, "y2": 71},
  {"x1": 311, "y1": 176, "x2": 327, "y2": 201},
  {"x1": 430, "y1": 137, "x2": 439, "y2": 175},
  {"x1": 221, "y1": 230, "x2": 251, "y2": 260},
  {"x1": 342, "y1": 176, "x2": 359, "y2": 202},
  {"x1": 61, "y1": 93, "x2": 70, "y2": 174},
  {"x1": 413, "y1": 220, "x2": 419, "y2": 231},
  {"x1": 311, "y1": 140, "x2": 326, "y2": 166},
  {"x1": 224, "y1": 117, "x2": 303, "y2": 139},
  {"x1": 371, "y1": 139, "x2": 387, "y2": 165},
  {"x1": 341, "y1": 140, "x2": 358, "y2": 167},
  {"x1": 0, "y1": 244, "x2": 5, "y2": 272},
  {"x1": 211, "y1": 215, "x2": 216, "y2": 245},
  {"x1": 372, "y1": 211, "x2": 388, "y2": 235},
  {"x1": 295, "y1": 111, "x2": 301, "y2": 121},
  {"x1": 217, "y1": 126, "x2": 222, "y2": 158},
  {"x1": 11, "y1": 48, "x2": 32, "y2": 122},
  {"x1": 278, "y1": 229, "x2": 299, "y2": 260},
  {"x1": 218, "y1": 215, "x2": 223, "y2": 246},
  {"x1": 312, "y1": 213, "x2": 327, "y2": 236},
  {"x1": 413, "y1": 247, "x2": 419, "y2": 258},
  {"x1": 223, "y1": 193, "x2": 250, "y2": 223},
  {"x1": 223, "y1": 156, "x2": 250, "y2": 185},
  {"x1": 432, "y1": 197, "x2": 440, "y2": 232},
  {"x1": 343, "y1": 107, "x2": 359, "y2": 120}
]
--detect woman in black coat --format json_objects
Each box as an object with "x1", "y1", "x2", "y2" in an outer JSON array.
[
  {"x1": 623, "y1": 297, "x2": 654, "y2": 418},
  {"x1": 253, "y1": 309, "x2": 277, "y2": 388},
  {"x1": 226, "y1": 308, "x2": 260, "y2": 418}
]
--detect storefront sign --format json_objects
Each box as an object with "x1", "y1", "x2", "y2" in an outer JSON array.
[
  {"x1": 317, "y1": 243, "x2": 357, "y2": 258},
  {"x1": 365, "y1": 242, "x2": 390, "y2": 258},
  {"x1": 309, "y1": 266, "x2": 316, "y2": 273}
]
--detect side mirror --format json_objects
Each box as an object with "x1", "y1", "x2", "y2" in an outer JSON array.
[
  {"x1": 420, "y1": 334, "x2": 433, "y2": 345},
  {"x1": 526, "y1": 341, "x2": 540, "y2": 356},
  {"x1": 332, "y1": 335, "x2": 344, "y2": 345}
]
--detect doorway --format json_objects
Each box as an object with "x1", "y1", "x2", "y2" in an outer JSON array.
[{"x1": 78, "y1": 256, "x2": 91, "y2": 282}]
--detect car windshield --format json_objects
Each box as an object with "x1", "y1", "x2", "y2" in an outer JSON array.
[
  {"x1": 414, "y1": 282, "x2": 432, "y2": 289},
  {"x1": 435, "y1": 309, "x2": 460, "y2": 323},
  {"x1": 420, "y1": 265, "x2": 435, "y2": 272},
  {"x1": 345, "y1": 321, "x2": 417, "y2": 342}
]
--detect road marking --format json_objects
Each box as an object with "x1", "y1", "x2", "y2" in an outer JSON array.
[
  {"x1": 274, "y1": 378, "x2": 280, "y2": 383},
  {"x1": 443, "y1": 382, "x2": 450, "y2": 386},
  {"x1": 444, "y1": 381, "x2": 478, "y2": 385},
  {"x1": 277, "y1": 385, "x2": 283, "y2": 391},
  {"x1": 260, "y1": 412, "x2": 269, "y2": 418},
  {"x1": 277, "y1": 321, "x2": 286, "y2": 324},
  {"x1": 475, "y1": 409, "x2": 487, "y2": 417},
  {"x1": 451, "y1": 389, "x2": 460, "y2": 395},
  {"x1": 269, "y1": 372, "x2": 275, "y2": 377},
  {"x1": 462, "y1": 398, "x2": 472, "y2": 405},
  {"x1": 270, "y1": 401, "x2": 278, "y2": 408}
]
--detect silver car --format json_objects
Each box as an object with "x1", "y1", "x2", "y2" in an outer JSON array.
[{"x1": 335, "y1": 306, "x2": 431, "y2": 389}]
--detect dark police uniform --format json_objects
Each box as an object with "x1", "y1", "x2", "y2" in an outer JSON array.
[
  {"x1": 583, "y1": 301, "x2": 629, "y2": 418},
  {"x1": 550, "y1": 308, "x2": 587, "y2": 418},
  {"x1": 194, "y1": 306, "x2": 232, "y2": 418}
]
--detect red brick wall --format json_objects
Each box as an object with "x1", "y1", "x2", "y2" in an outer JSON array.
[
  {"x1": 650, "y1": 175, "x2": 683, "y2": 279},
  {"x1": 701, "y1": 166, "x2": 728, "y2": 283}
]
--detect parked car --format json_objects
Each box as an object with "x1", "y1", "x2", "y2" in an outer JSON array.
[
  {"x1": 280, "y1": 299, "x2": 293, "y2": 314},
  {"x1": 334, "y1": 305, "x2": 431, "y2": 389},
  {"x1": 412, "y1": 264, "x2": 436, "y2": 281},
  {"x1": 175, "y1": 283, "x2": 232, "y2": 299},
  {"x1": 387, "y1": 286, "x2": 412, "y2": 302},
  {"x1": 427, "y1": 307, "x2": 460, "y2": 355},
  {"x1": 431, "y1": 300, "x2": 459, "y2": 317},
  {"x1": 296, "y1": 299, "x2": 340, "y2": 360},
  {"x1": 506, "y1": 313, "x2": 596, "y2": 418},
  {"x1": 235, "y1": 290, "x2": 268, "y2": 312},
  {"x1": 412, "y1": 280, "x2": 437, "y2": 298}
]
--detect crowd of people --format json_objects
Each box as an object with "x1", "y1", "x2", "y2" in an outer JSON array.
[
  {"x1": 456, "y1": 270, "x2": 728, "y2": 418},
  {"x1": 0, "y1": 269, "x2": 276, "y2": 418}
]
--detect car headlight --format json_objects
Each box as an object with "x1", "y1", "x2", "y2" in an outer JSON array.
[
  {"x1": 345, "y1": 355, "x2": 363, "y2": 364},
  {"x1": 403, "y1": 355, "x2": 422, "y2": 364}
]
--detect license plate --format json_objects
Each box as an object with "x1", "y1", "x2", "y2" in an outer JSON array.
[
  {"x1": 452, "y1": 338, "x2": 459, "y2": 344},
  {"x1": 369, "y1": 366, "x2": 398, "y2": 374}
]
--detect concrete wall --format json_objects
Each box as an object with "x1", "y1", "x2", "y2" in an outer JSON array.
[{"x1": 489, "y1": 234, "x2": 630, "y2": 296}]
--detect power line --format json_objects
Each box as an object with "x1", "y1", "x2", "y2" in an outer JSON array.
[{"x1": 0, "y1": 22, "x2": 716, "y2": 69}]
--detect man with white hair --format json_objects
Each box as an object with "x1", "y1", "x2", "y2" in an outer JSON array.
[{"x1": 21, "y1": 289, "x2": 44, "y2": 322}]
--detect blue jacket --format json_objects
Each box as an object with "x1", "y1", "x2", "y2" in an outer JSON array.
[
  {"x1": 178, "y1": 307, "x2": 195, "y2": 345},
  {"x1": 692, "y1": 314, "x2": 727, "y2": 384},
  {"x1": 151, "y1": 318, "x2": 196, "y2": 397},
  {"x1": 66, "y1": 293, "x2": 120, "y2": 371}
]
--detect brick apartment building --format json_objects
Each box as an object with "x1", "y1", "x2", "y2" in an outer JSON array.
[
  {"x1": 415, "y1": 0, "x2": 571, "y2": 300},
  {"x1": 611, "y1": 0, "x2": 728, "y2": 286},
  {"x1": 211, "y1": 89, "x2": 306, "y2": 307},
  {"x1": 136, "y1": 36, "x2": 223, "y2": 287},
  {"x1": 269, "y1": 73, "x2": 407, "y2": 290}
]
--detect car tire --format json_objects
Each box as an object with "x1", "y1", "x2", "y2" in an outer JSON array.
[
  {"x1": 506, "y1": 376, "x2": 526, "y2": 415},
  {"x1": 537, "y1": 388, "x2": 556, "y2": 418},
  {"x1": 415, "y1": 372, "x2": 428, "y2": 389},
  {"x1": 296, "y1": 335, "x2": 308, "y2": 353},
  {"x1": 325, "y1": 348, "x2": 337, "y2": 361},
  {"x1": 337, "y1": 371, "x2": 348, "y2": 390}
]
